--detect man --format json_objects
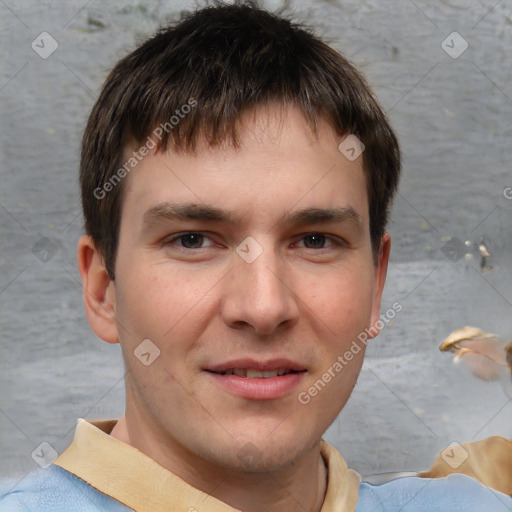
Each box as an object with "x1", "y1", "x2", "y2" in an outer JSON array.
[{"x1": 1, "y1": 2, "x2": 511, "y2": 511}]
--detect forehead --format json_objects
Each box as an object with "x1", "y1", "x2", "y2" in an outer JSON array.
[{"x1": 120, "y1": 104, "x2": 369, "y2": 229}]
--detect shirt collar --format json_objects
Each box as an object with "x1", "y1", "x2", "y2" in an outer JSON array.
[{"x1": 54, "y1": 418, "x2": 360, "y2": 512}]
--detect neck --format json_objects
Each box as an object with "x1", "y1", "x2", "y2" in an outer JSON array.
[{"x1": 110, "y1": 413, "x2": 328, "y2": 512}]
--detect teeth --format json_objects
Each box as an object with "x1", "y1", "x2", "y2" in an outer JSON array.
[
  {"x1": 246, "y1": 369, "x2": 264, "y2": 378},
  {"x1": 220, "y1": 368, "x2": 292, "y2": 378}
]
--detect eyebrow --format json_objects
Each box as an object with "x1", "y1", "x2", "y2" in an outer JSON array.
[
  {"x1": 143, "y1": 203, "x2": 236, "y2": 226},
  {"x1": 279, "y1": 206, "x2": 362, "y2": 228},
  {"x1": 142, "y1": 202, "x2": 362, "y2": 228}
]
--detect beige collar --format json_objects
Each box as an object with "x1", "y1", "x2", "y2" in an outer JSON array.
[{"x1": 54, "y1": 419, "x2": 360, "y2": 512}]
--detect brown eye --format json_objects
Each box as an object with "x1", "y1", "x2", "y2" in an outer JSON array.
[
  {"x1": 164, "y1": 232, "x2": 218, "y2": 251},
  {"x1": 302, "y1": 234, "x2": 327, "y2": 248},
  {"x1": 179, "y1": 233, "x2": 205, "y2": 248}
]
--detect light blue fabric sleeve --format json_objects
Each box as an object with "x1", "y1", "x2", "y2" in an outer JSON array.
[
  {"x1": 0, "y1": 465, "x2": 134, "y2": 512},
  {"x1": 356, "y1": 474, "x2": 512, "y2": 512}
]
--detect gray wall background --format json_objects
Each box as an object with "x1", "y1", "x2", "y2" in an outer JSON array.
[{"x1": 1, "y1": 0, "x2": 512, "y2": 481}]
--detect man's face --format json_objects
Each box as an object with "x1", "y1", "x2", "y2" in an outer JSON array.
[{"x1": 110, "y1": 104, "x2": 388, "y2": 472}]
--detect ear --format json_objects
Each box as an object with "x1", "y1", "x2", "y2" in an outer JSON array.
[
  {"x1": 77, "y1": 234, "x2": 119, "y2": 344},
  {"x1": 368, "y1": 232, "x2": 391, "y2": 339}
]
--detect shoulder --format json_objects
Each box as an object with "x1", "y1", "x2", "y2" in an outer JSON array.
[
  {"x1": 356, "y1": 474, "x2": 512, "y2": 511},
  {"x1": 0, "y1": 465, "x2": 132, "y2": 512}
]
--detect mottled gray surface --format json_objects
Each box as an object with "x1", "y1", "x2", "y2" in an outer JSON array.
[{"x1": 1, "y1": 0, "x2": 511, "y2": 481}]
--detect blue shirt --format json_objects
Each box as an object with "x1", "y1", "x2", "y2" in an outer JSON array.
[{"x1": 1, "y1": 464, "x2": 511, "y2": 511}]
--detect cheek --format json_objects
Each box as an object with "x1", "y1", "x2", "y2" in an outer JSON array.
[
  {"x1": 115, "y1": 270, "x2": 165, "y2": 340},
  {"x1": 302, "y1": 265, "x2": 375, "y2": 335},
  {"x1": 114, "y1": 264, "x2": 220, "y2": 358}
]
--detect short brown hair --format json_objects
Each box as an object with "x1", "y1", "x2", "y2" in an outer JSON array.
[{"x1": 80, "y1": 1, "x2": 400, "y2": 279}]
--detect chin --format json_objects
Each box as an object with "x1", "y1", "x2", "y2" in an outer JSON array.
[{"x1": 204, "y1": 432, "x2": 316, "y2": 473}]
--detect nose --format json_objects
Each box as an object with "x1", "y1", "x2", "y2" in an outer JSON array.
[{"x1": 220, "y1": 244, "x2": 299, "y2": 335}]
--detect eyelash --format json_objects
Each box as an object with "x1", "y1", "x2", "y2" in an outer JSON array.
[
  {"x1": 164, "y1": 232, "x2": 217, "y2": 249},
  {"x1": 163, "y1": 232, "x2": 345, "y2": 250}
]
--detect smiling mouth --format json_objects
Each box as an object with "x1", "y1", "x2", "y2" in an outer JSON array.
[{"x1": 208, "y1": 368, "x2": 303, "y2": 378}]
